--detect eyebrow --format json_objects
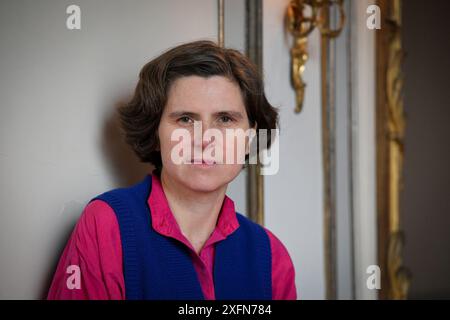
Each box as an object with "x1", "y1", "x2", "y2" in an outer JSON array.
[{"x1": 168, "y1": 110, "x2": 245, "y2": 120}]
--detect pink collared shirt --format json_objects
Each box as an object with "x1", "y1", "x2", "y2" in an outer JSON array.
[{"x1": 47, "y1": 174, "x2": 297, "y2": 300}]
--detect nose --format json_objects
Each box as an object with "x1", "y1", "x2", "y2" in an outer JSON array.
[
  {"x1": 202, "y1": 136, "x2": 211, "y2": 149},
  {"x1": 192, "y1": 120, "x2": 214, "y2": 152},
  {"x1": 195, "y1": 120, "x2": 214, "y2": 150}
]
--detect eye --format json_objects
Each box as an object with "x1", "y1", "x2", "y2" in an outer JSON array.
[
  {"x1": 178, "y1": 116, "x2": 193, "y2": 124},
  {"x1": 219, "y1": 115, "x2": 233, "y2": 123}
]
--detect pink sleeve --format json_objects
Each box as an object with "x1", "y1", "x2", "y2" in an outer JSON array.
[
  {"x1": 265, "y1": 228, "x2": 297, "y2": 300},
  {"x1": 47, "y1": 200, "x2": 125, "y2": 300}
]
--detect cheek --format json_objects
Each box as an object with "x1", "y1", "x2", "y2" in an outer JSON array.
[
  {"x1": 222, "y1": 133, "x2": 249, "y2": 164},
  {"x1": 158, "y1": 125, "x2": 176, "y2": 162},
  {"x1": 159, "y1": 125, "x2": 195, "y2": 166},
  {"x1": 218, "y1": 164, "x2": 246, "y2": 188}
]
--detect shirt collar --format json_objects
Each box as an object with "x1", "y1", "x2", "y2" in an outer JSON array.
[{"x1": 147, "y1": 171, "x2": 240, "y2": 241}]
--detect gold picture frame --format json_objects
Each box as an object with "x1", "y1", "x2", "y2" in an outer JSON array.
[{"x1": 376, "y1": 0, "x2": 411, "y2": 300}]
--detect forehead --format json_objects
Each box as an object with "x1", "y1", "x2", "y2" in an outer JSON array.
[{"x1": 165, "y1": 75, "x2": 245, "y2": 112}]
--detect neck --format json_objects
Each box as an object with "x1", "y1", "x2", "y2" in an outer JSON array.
[{"x1": 160, "y1": 169, "x2": 227, "y2": 254}]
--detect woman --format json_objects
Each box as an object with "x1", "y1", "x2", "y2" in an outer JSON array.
[{"x1": 47, "y1": 40, "x2": 297, "y2": 300}]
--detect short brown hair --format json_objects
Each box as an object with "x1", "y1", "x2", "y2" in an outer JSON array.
[{"x1": 119, "y1": 40, "x2": 279, "y2": 169}]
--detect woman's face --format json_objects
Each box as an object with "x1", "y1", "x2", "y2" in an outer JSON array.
[{"x1": 158, "y1": 75, "x2": 253, "y2": 193}]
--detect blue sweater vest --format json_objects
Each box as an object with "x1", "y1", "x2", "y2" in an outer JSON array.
[{"x1": 92, "y1": 175, "x2": 272, "y2": 300}]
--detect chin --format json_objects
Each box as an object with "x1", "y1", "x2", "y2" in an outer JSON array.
[
  {"x1": 182, "y1": 171, "x2": 227, "y2": 193},
  {"x1": 178, "y1": 166, "x2": 237, "y2": 193}
]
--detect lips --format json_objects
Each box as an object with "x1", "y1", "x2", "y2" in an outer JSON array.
[{"x1": 190, "y1": 158, "x2": 217, "y2": 165}]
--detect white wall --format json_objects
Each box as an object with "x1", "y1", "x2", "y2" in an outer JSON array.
[
  {"x1": 223, "y1": 0, "x2": 247, "y2": 214},
  {"x1": 350, "y1": 0, "x2": 378, "y2": 300},
  {"x1": 335, "y1": 0, "x2": 355, "y2": 299},
  {"x1": 0, "y1": 0, "x2": 218, "y2": 299},
  {"x1": 263, "y1": 0, "x2": 325, "y2": 299}
]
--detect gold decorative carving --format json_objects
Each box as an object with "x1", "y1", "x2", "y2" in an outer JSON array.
[
  {"x1": 385, "y1": 0, "x2": 411, "y2": 300},
  {"x1": 286, "y1": 0, "x2": 345, "y2": 113},
  {"x1": 377, "y1": 0, "x2": 411, "y2": 299}
]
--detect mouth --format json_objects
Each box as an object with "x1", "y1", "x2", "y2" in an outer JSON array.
[{"x1": 190, "y1": 158, "x2": 217, "y2": 166}]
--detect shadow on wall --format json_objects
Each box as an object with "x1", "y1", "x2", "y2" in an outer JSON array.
[
  {"x1": 39, "y1": 207, "x2": 79, "y2": 299},
  {"x1": 39, "y1": 99, "x2": 153, "y2": 299},
  {"x1": 100, "y1": 99, "x2": 154, "y2": 187}
]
